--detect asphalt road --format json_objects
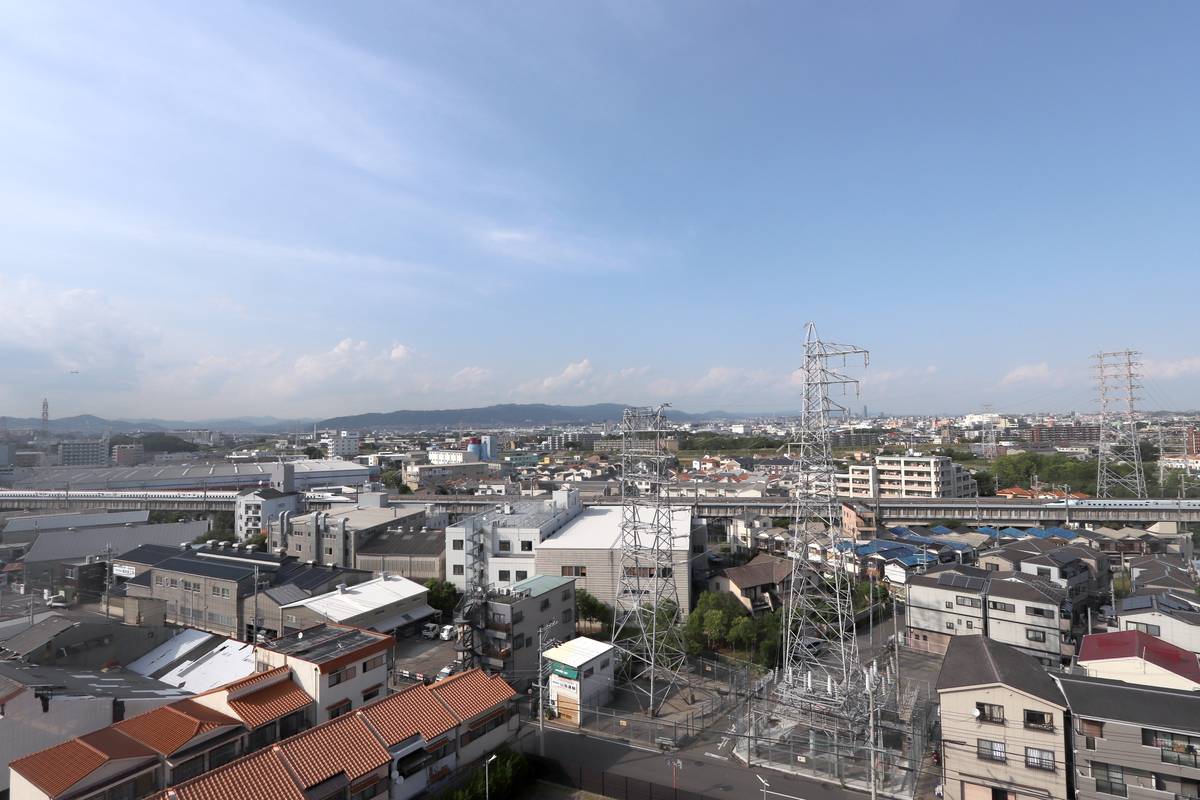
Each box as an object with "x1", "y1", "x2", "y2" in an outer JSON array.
[{"x1": 534, "y1": 727, "x2": 867, "y2": 800}]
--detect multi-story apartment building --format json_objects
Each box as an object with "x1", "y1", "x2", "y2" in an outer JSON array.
[
  {"x1": 1029, "y1": 424, "x2": 1102, "y2": 446},
  {"x1": 1057, "y1": 673, "x2": 1200, "y2": 800},
  {"x1": 907, "y1": 565, "x2": 1072, "y2": 665},
  {"x1": 473, "y1": 575, "x2": 576, "y2": 690},
  {"x1": 836, "y1": 454, "x2": 977, "y2": 499},
  {"x1": 405, "y1": 460, "x2": 494, "y2": 490},
  {"x1": 233, "y1": 486, "x2": 302, "y2": 541},
  {"x1": 936, "y1": 635, "x2": 1070, "y2": 800},
  {"x1": 979, "y1": 539, "x2": 1112, "y2": 619},
  {"x1": 323, "y1": 431, "x2": 360, "y2": 458},
  {"x1": 58, "y1": 439, "x2": 110, "y2": 467},
  {"x1": 111, "y1": 442, "x2": 145, "y2": 466},
  {"x1": 445, "y1": 489, "x2": 583, "y2": 592}
]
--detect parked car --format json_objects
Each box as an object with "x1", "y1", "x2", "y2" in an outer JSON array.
[
  {"x1": 438, "y1": 624, "x2": 455, "y2": 641},
  {"x1": 421, "y1": 622, "x2": 441, "y2": 640},
  {"x1": 47, "y1": 595, "x2": 70, "y2": 609},
  {"x1": 435, "y1": 663, "x2": 457, "y2": 681}
]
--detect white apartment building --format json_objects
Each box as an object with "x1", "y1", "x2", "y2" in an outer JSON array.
[
  {"x1": 428, "y1": 449, "x2": 480, "y2": 465},
  {"x1": 836, "y1": 454, "x2": 977, "y2": 499},
  {"x1": 445, "y1": 489, "x2": 583, "y2": 591},
  {"x1": 234, "y1": 487, "x2": 303, "y2": 541},
  {"x1": 323, "y1": 431, "x2": 360, "y2": 458}
]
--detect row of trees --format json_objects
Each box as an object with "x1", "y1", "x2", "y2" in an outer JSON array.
[{"x1": 978, "y1": 449, "x2": 1200, "y2": 499}]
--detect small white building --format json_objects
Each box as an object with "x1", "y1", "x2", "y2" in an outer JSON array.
[
  {"x1": 542, "y1": 637, "x2": 615, "y2": 724},
  {"x1": 234, "y1": 487, "x2": 303, "y2": 541},
  {"x1": 277, "y1": 573, "x2": 436, "y2": 638}
]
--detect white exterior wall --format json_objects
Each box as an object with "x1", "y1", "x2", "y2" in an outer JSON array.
[
  {"x1": 1078, "y1": 657, "x2": 1200, "y2": 691},
  {"x1": 1121, "y1": 612, "x2": 1200, "y2": 653},
  {"x1": 984, "y1": 598, "x2": 1066, "y2": 665}
]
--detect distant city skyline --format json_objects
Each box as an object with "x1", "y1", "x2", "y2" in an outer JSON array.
[{"x1": 2, "y1": 2, "x2": 1199, "y2": 419}]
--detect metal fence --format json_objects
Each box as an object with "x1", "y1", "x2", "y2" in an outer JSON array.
[{"x1": 527, "y1": 755, "x2": 724, "y2": 800}]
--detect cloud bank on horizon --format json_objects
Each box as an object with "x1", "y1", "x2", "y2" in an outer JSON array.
[{"x1": 1, "y1": 2, "x2": 1199, "y2": 418}]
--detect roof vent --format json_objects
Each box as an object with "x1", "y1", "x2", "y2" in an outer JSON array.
[{"x1": 336, "y1": 583, "x2": 348, "y2": 594}]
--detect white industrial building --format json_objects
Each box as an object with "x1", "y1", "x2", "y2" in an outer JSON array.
[{"x1": 445, "y1": 489, "x2": 583, "y2": 591}]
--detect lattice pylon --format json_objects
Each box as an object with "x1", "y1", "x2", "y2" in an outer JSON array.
[
  {"x1": 1095, "y1": 350, "x2": 1147, "y2": 499},
  {"x1": 777, "y1": 322, "x2": 873, "y2": 723},
  {"x1": 611, "y1": 405, "x2": 689, "y2": 716}
]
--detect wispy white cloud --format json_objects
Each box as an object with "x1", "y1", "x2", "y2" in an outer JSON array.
[
  {"x1": 1000, "y1": 362, "x2": 1053, "y2": 386},
  {"x1": 1144, "y1": 357, "x2": 1200, "y2": 380}
]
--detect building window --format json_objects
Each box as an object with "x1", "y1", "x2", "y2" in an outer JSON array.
[
  {"x1": 1127, "y1": 621, "x2": 1162, "y2": 636},
  {"x1": 561, "y1": 608, "x2": 573, "y2": 624},
  {"x1": 350, "y1": 777, "x2": 385, "y2": 800},
  {"x1": 956, "y1": 596, "x2": 981, "y2": 608},
  {"x1": 521, "y1": 540, "x2": 533, "y2": 552},
  {"x1": 498, "y1": 540, "x2": 511, "y2": 552},
  {"x1": 1026, "y1": 606, "x2": 1054, "y2": 618},
  {"x1": 172, "y1": 754, "x2": 206, "y2": 784},
  {"x1": 362, "y1": 685, "x2": 382, "y2": 703},
  {"x1": 328, "y1": 665, "x2": 357, "y2": 687},
  {"x1": 1036, "y1": 567, "x2": 1052, "y2": 578},
  {"x1": 327, "y1": 699, "x2": 352, "y2": 719},
  {"x1": 1024, "y1": 709, "x2": 1053, "y2": 731},
  {"x1": 988, "y1": 600, "x2": 1015, "y2": 613},
  {"x1": 453, "y1": 540, "x2": 463, "y2": 551},
  {"x1": 285, "y1": 614, "x2": 297, "y2": 624},
  {"x1": 976, "y1": 703, "x2": 1004, "y2": 724},
  {"x1": 1092, "y1": 762, "x2": 1127, "y2": 797},
  {"x1": 498, "y1": 570, "x2": 510, "y2": 582},
  {"x1": 516, "y1": 571, "x2": 528, "y2": 581},
  {"x1": 1026, "y1": 629, "x2": 1046, "y2": 643},
  {"x1": 279, "y1": 710, "x2": 307, "y2": 738},
  {"x1": 562, "y1": 566, "x2": 587, "y2": 577},
  {"x1": 294, "y1": 543, "x2": 303, "y2": 552},
  {"x1": 1025, "y1": 747, "x2": 1055, "y2": 771},
  {"x1": 977, "y1": 739, "x2": 1006, "y2": 762},
  {"x1": 453, "y1": 565, "x2": 464, "y2": 576},
  {"x1": 169, "y1": 578, "x2": 179, "y2": 588},
  {"x1": 562, "y1": 589, "x2": 571, "y2": 601},
  {"x1": 600, "y1": 659, "x2": 609, "y2": 670},
  {"x1": 540, "y1": 598, "x2": 550, "y2": 611},
  {"x1": 944, "y1": 601, "x2": 953, "y2": 609},
  {"x1": 155, "y1": 576, "x2": 164, "y2": 586},
  {"x1": 583, "y1": 667, "x2": 593, "y2": 678},
  {"x1": 362, "y1": 654, "x2": 386, "y2": 673},
  {"x1": 966, "y1": 621, "x2": 973, "y2": 629}
]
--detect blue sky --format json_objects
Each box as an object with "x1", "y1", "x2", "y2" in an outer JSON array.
[{"x1": 2, "y1": 1, "x2": 1199, "y2": 420}]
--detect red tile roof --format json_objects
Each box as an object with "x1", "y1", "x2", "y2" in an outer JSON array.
[
  {"x1": 115, "y1": 699, "x2": 240, "y2": 756},
  {"x1": 430, "y1": 668, "x2": 517, "y2": 720},
  {"x1": 276, "y1": 714, "x2": 389, "y2": 786},
  {"x1": 12, "y1": 728, "x2": 155, "y2": 798},
  {"x1": 228, "y1": 679, "x2": 313, "y2": 729},
  {"x1": 1078, "y1": 630, "x2": 1200, "y2": 684},
  {"x1": 361, "y1": 682, "x2": 458, "y2": 744},
  {"x1": 163, "y1": 749, "x2": 305, "y2": 800},
  {"x1": 221, "y1": 665, "x2": 289, "y2": 695}
]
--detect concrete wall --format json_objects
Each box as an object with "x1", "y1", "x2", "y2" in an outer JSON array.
[{"x1": 939, "y1": 684, "x2": 1069, "y2": 800}]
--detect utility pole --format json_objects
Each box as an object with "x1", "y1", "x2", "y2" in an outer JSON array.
[
  {"x1": 251, "y1": 565, "x2": 260, "y2": 642},
  {"x1": 102, "y1": 542, "x2": 115, "y2": 618},
  {"x1": 537, "y1": 623, "x2": 547, "y2": 757},
  {"x1": 891, "y1": 594, "x2": 901, "y2": 713}
]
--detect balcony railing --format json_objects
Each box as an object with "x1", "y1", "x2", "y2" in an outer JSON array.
[{"x1": 1162, "y1": 747, "x2": 1200, "y2": 769}]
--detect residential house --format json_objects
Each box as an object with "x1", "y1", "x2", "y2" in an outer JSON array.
[
  {"x1": 708, "y1": 554, "x2": 792, "y2": 615},
  {"x1": 935, "y1": 635, "x2": 1070, "y2": 800},
  {"x1": 278, "y1": 573, "x2": 437, "y2": 639},
  {"x1": 1056, "y1": 673, "x2": 1200, "y2": 800},
  {"x1": 1117, "y1": 592, "x2": 1200, "y2": 653},
  {"x1": 1076, "y1": 630, "x2": 1200, "y2": 691}
]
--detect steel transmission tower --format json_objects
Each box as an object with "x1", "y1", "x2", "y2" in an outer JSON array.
[
  {"x1": 1095, "y1": 350, "x2": 1147, "y2": 499},
  {"x1": 611, "y1": 405, "x2": 688, "y2": 715},
  {"x1": 41, "y1": 398, "x2": 49, "y2": 439},
  {"x1": 981, "y1": 403, "x2": 999, "y2": 460},
  {"x1": 778, "y1": 323, "x2": 871, "y2": 719}
]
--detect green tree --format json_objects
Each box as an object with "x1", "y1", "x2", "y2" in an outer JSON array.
[
  {"x1": 424, "y1": 579, "x2": 460, "y2": 616},
  {"x1": 303, "y1": 445, "x2": 325, "y2": 459},
  {"x1": 973, "y1": 469, "x2": 997, "y2": 497},
  {"x1": 576, "y1": 588, "x2": 613, "y2": 629},
  {"x1": 754, "y1": 609, "x2": 782, "y2": 668},
  {"x1": 728, "y1": 616, "x2": 755, "y2": 652},
  {"x1": 703, "y1": 609, "x2": 727, "y2": 648},
  {"x1": 1112, "y1": 572, "x2": 1132, "y2": 599},
  {"x1": 380, "y1": 469, "x2": 404, "y2": 492}
]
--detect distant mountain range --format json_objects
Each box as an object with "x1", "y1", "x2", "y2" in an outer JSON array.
[
  {"x1": 0, "y1": 404, "x2": 761, "y2": 435},
  {"x1": 317, "y1": 403, "x2": 747, "y2": 430}
]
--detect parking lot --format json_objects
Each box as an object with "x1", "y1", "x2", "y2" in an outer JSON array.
[{"x1": 393, "y1": 631, "x2": 459, "y2": 681}]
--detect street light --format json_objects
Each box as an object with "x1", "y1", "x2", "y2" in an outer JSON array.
[
  {"x1": 757, "y1": 774, "x2": 770, "y2": 800},
  {"x1": 484, "y1": 754, "x2": 498, "y2": 800}
]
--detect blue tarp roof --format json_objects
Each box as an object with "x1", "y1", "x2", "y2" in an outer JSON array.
[
  {"x1": 976, "y1": 526, "x2": 1001, "y2": 538},
  {"x1": 895, "y1": 552, "x2": 939, "y2": 567},
  {"x1": 1043, "y1": 527, "x2": 1075, "y2": 539},
  {"x1": 930, "y1": 525, "x2": 953, "y2": 534}
]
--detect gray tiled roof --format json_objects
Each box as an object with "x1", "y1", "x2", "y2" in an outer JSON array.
[
  {"x1": 1055, "y1": 673, "x2": 1200, "y2": 732},
  {"x1": 936, "y1": 635, "x2": 1065, "y2": 706}
]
